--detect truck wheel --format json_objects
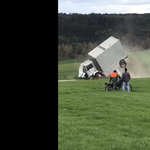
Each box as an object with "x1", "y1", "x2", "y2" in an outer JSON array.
[
  {"x1": 119, "y1": 59, "x2": 127, "y2": 68},
  {"x1": 95, "y1": 73, "x2": 100, "y2": 79},
  {"x1": 105, "y1": 86, "x2": 113, "y2": 91},
  {"x1": 90, "y1": 76, "x2": 94, "y2": 80}
]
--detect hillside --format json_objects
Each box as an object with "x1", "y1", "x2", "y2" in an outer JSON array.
[{"x1": 58, "y1": 13, "x2": 150, "y2": 61}]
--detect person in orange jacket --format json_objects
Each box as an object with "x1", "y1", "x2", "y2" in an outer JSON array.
[{"x1": 109, "y1": 70, "x2": 121, "y2": 90}]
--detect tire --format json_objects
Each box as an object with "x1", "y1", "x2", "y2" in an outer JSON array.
[
  {"x1": 125, "y1": 84, "x2": 132, "y2": 92},
  {"x1": 105, "y1": 86, "x2": 113, "y2": 91},
  {"x1": 115, "y1": 86, "x2": 121, "y2": 90},
  {"x1": 119, "y1": 59, "x2": 127, "y2": 68},
  {"x1": 90, "y1": 76, "x2": 94, "y2": 80},
  {"x1": 95, "y1": 73, "x2": 100, "y2": 79}
]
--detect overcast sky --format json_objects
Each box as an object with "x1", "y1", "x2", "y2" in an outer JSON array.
[{"x1": 58, "y1": 0, "x2": 150, "y2": 14}]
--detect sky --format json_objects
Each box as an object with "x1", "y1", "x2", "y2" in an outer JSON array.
[{"x1": 58, "y1": 0, "x2": 150, "y2": 14}]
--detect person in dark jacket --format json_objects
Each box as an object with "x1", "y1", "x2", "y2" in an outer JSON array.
[
  {"x1": 109, "y1": 70, "x2": 121, "y2": 90},
  {"x1": 122, "y1": 68, "x2": 131, "y2": 92}
]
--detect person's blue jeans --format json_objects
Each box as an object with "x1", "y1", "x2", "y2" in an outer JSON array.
[{"x1": 122, "y1": 81, "x2": 129, "y2": 92}]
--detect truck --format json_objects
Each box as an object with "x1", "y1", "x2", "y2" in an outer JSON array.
[{"x1": 78, "y1": 36, "x2": 128, "y2": 79}]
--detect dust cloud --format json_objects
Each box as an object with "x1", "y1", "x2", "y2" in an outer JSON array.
[{"x1": 123, "y1": 45, "x2": 150, "y2": 78}]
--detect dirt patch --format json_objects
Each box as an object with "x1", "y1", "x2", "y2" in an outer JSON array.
[{"x1": 124, "y1": 45, "x2": 150, "y2": 78}]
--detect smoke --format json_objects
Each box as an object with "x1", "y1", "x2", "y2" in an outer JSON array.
[{"x1": 123, "y1": 45, "x2": 150, "y2": 78}]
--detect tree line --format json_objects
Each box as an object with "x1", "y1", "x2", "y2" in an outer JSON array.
[{"x1": 58, "y1": 13, "x2": 150, "y2": 61}]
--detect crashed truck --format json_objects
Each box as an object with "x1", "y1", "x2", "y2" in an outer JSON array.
[{"x1": 78, "y1": 36, "x2": 128, "y2": 79}]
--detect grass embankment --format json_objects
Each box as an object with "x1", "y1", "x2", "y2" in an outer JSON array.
[{"x1": 58, "y1": 78, "x2": 150, "y2": 150}]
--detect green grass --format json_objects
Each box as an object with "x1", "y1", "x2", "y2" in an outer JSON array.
[
  {"x1": 58, "y1": 62, "x2": 80, "y2": 79},
  {"x1": 58, "y1": 59, "x2": 80, "y2": 79},
  {"x1": 58, "y1": 78, "x2": 150, "y2": 150},
  {"x1": 58, "y1": 59, "x2": 79, "y2": 64}
]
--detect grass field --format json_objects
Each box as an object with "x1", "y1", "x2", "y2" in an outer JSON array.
[
  {"x1": 58, "y1": 49, "x2": 150, "y2": 79},
  {"x1": 58, "y1": 78, "x2": 150, "y2": 150},
  {"x1": 58, "y1": 61, "x2": 80, "y2": 79}
]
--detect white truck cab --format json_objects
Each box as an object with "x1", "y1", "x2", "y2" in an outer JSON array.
[{"x1": 78, "y1": 60, "x2": 99, "y2": 78}]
